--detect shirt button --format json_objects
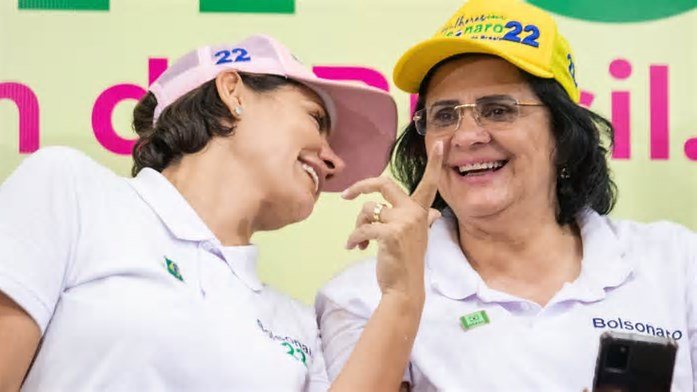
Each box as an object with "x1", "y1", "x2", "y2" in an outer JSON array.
[{"x1": 201, "y1": 241, "x2": 215, "y2": 252}]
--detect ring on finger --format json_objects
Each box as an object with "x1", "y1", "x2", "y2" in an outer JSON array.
[{"x1": 372, "y1": 203, "x2": 387, "y2": 223}]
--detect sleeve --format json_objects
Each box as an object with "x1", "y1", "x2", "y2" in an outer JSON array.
[
  {"x1": 0, "y1": 147, "x2": 82, "y2": 333},
  {"x1": 304, "y1": 328, "x2": 331, "y2": 392},
  {"x1": 314, "y1": 261, "x2": 413, "y2": 386},
  {"x1": 315, "y1": 294, "x2": 370, "y2": 381}
]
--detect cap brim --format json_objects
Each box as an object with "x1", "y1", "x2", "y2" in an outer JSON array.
[
  {"x1": 295, "y1": 77, "x2": 397, "y2": 192},
  {"x1": 394, "y1": 37, "x2": 553, "y2": 93}
]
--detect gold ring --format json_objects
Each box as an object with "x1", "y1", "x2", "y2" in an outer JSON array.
[{"x1": 372, "y1": 203, "x2": 386, "y2": 223}]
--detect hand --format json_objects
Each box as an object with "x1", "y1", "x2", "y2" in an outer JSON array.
[{"x1": 342, "y1": 141, "x2": 444, "y2": 298}]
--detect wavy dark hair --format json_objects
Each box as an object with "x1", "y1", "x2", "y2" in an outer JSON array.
[
  {"x1": 391, "y1": 55, "x2": 617, "y2": 225},
  {"x1": 131, "y1": 73, "x2": 301, "y2": 176}
]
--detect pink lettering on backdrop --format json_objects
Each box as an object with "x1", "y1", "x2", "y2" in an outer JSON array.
[
  {"x1": 0, "y1": 82, "x2": 40, "y2": 153},
  {"x1": 410, "y1": 94, "x2": 419, "y2": 116},
  {"x1": 579, "y1": 91, "x2": 595, "y2": 108},
  {"x1": 649, "y1": 65, "x2": 669, "y2": 160},
  {"x1": 6, "y1": 59, "x2": 693, "y2": 161},
  {"x1": 610, "y1": 59, "x2": 632, "y2": 159},
  {"x1": 312, "y1": 66, "x2": 389, "y2": 92},
  {"x1": 91, "y1": 58, "x2": 168, "y2": 154},
  {"x1": 148, "y1": 58, "x2": 168, "y2": 85},
  {"x1": 685, "y1": 137, "x2": 697, "y2": 161}
]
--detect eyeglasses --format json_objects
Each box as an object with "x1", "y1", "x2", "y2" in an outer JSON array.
[{"x1": 412, "y1": 95, "x2": 545, "y2": 136}]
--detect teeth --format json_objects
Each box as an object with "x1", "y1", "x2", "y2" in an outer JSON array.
[
  {"x1": 301, "y1": 163, "x2": 319, "y2": 192},
  {"x1": 458, "y1": 161, "x2": 504, "y2": 173}
]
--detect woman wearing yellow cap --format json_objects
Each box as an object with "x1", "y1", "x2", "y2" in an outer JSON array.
[{"x1": 317, "y1": 0, "x2": 696, "y2": 390}]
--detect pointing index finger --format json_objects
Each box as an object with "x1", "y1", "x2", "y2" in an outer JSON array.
[{"x1": 410, "y1": 140, "x2": 444, "y2": 209}]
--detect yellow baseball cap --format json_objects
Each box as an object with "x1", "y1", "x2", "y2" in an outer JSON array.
[{"x1": 393, "y1": 0, "x2": 580, "y2": 102}]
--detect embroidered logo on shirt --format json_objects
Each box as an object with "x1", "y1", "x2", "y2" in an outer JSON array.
[
  {"x1": 460, "y1": 310, "x2": 490, "y2": 330},
  {"x1": 164, "y1": 257, "x2": 184, "y2": 282},
  {"x1": 257, "y1": 319, "x2": 311, "y2": 367}
]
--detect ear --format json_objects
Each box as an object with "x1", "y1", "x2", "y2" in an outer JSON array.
[{"x1": 215, "y1": 69, "x2": 244, "y2": 119}]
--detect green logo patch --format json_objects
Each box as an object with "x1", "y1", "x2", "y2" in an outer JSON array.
[
  {"x1": 460, "y1": 310, "x2": 490, "y2": 330},
  {"x1": 165, "y1": 257, "x2": 184, "y2": 282}
]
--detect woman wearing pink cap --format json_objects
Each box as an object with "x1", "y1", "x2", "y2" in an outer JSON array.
[
  {"x1": 0, "y1": 35, "x2": 442, "y2": 391},
  {"x1": 318, "y1": 0, "x2": 696, "y2": 390}
]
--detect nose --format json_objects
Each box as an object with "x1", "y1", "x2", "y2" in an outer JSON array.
[
  {"x1": 318, "y1": 141, "x2": 346, "y2": 179},
  {"x1": 450, "y1": 110, "x2": 491, "y2": 148}
]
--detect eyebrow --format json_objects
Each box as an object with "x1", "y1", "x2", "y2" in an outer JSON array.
[
  {"x1": 477, "y1": 94, "x2": 514, "y2": 102},
  {"x1": 429, "y1": 94, "x2": 516, "y2": 110},
  {"x1": 429, "y1": 99, "x2": 460, "y2": 110}
]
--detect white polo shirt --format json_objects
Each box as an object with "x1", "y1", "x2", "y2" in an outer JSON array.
[
  {"x1": 0, "y1": 147, "x2": 329, "y2": 391},
  {"x1": 317, "y1": 208, "x2": 697, "y2": 391}
]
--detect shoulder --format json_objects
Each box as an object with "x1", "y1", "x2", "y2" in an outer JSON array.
[
  {"x1": 1, "y1": 147, "x2": 123, "y2": 210},
  {"x1": 8, "y1": 147, "x2": 118, "y2": 186},
  {"x1": 592, "y1": 214, "x2": 697, "y2": 280},
  {"x1": 19, "y1": 146, "x2": 102, "y2": 170},
  {"x1": 1, "y1": 148, "x2": 137, "y2": 233},
  {"x1": 315, "y1": 259, "x2": 381, "y2": 319},
  {"x1": 605, "y1": 215, "x2": 696, "y2": 251}
]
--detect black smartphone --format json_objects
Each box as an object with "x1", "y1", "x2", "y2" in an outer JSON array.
[{"x1": 592, "y1": 331, "x2": 678, "y2": 392}]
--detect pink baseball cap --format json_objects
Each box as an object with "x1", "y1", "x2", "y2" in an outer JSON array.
[{"x1": 149, "y1": 34, "x2": 397, "y2": 192}]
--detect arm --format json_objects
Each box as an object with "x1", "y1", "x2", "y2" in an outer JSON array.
[
  {"x1": 327, "y1": 141, "x2": 443, "y2": 391},
  {"x1": 330, "y1": 292, "x2": 423, "y2": 391},
  {"x1": 0, "y1": 291, "x2": 40, "y2": 392}
]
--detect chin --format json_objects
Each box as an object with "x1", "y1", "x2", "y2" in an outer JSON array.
[
  {"x1": 257, "y1": 190, "x2": 316, "y2": 231},
  {"x1": 289, "y1": 201, "x2": 315, "y2": 224},
  {"x1": 447, "y1": 192, "x2": 511, "y2": 220},
  {"x1": 260, "y1": 207, "x2": 313, "y2": 231},
  {"x1": 282, "y1": 192, "x2": 317, "y2": 225}
]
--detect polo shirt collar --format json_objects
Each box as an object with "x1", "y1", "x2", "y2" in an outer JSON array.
[
  {"x1": 220, "y1": 245, "x2": 263, "y2": 292},
  {"x1": 426, "y1": 209, "x2": 481, "y2": 301},
  {"x1": 128, "y1": 168, "x2": 263, "y2": 292},
  {"x1": 427, "y1": 208, "x2": 633, "y2": 303},
  {"x1": 560, "y1": 209, "x2": 633, "y2": 303}
]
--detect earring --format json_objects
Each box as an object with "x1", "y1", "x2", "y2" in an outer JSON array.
[
  {"x1": 233, "y1": 106, "x2": 243, "y2": 117},
  {"x1": 560, "y1": 167, "x2": 571, "y2": 180}
]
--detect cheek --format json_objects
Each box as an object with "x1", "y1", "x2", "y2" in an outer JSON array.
[
  {"x1": 528, "y1": 134, "x2": 557, "y2": 173},
  {"x1": 240, "y1": 120, "x2": 298, "y2": 161},
  {"x1": 508, "y1": 123, "x2": 555, "y2": 164}
]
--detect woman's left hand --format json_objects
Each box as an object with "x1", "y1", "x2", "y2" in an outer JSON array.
[{"x1": 341, "y1": 141, "x2": 443, "y2": 299}]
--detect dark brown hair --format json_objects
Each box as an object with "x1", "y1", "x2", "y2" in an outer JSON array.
[{"x1": 131, "y1": 73, "x2": 301, "y2": 176}]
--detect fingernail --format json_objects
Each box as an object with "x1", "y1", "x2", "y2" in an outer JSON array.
[{"x1": 341, "y1": 189, "x2": 350, "y2": 199}]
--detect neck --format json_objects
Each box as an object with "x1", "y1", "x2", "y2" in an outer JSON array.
[
  {"x1": 162, "y1": 155, "x2": 262, "y2": 247},
  {"x1": 456, "y1": 202, "x2": 583, "y2": 305}
]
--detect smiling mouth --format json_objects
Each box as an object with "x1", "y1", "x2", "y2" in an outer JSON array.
[
  {"x1": 301, "y1": 163, "x2": 319, "y2": 193},
  {"x1": 456, "y1": 160, "x2": 508, "y2": 176}
]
